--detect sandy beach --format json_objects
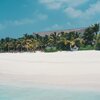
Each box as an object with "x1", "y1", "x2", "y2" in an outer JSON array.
[{"x1": 0, "y1": 51, "x2": 100, "y2": 90}]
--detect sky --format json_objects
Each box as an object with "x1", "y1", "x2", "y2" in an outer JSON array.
[{"x1": 0, "y1": 0, "x2": 100, "y2": 38}]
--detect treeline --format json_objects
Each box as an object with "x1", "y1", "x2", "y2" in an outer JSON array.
[{"x1": 0, "y1": 23, "x2": 100, "y2": 52}]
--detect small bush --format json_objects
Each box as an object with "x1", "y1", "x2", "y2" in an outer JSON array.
[
  {"x1": 95, "y1": 35, "x2": 100, "y2": 50},
  {"x1": 79, "y1": 45, "x2": 94, "y2": 50},
  {"x1": 95, "y1": 42, "x2": 100, "y2": 50},
  {"x1": 45, "y1": 46, "x2": 57, "y2": 52}
]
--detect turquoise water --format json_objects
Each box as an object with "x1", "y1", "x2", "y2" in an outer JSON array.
[{"x1": 0, "y1": 85, "x2": 100, "y2": 100}]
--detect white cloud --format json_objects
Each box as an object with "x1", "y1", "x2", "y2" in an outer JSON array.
[
  {"x1": 39, "y1": 0, "x2": 100, "y2": 24},
  {"x1": 3, "y1": 18, "x2": 35, "y2": 27},
  {"x1": 13, "y1": 18, "x2": 35, "y2": 26},
  {"x1": 64, "y1": 7, "x2": 82, "y2": 18},
  {"x1": 64, "y1": 1, "x2": 100, "y2": 20},
  {"x1": 39, "y1": 0, "x2": 89, "y2": 10},
  {"x1": 85, "y1": 1, "x2": 100, "y2": 17},
  {"x1": 37, "y1": 13, "x2": 48, "y2": 20},
  {"x1": 0, "y1": 23, "x2": 6, "y2": 30},
  {"x1": 65, "y1": 0, "x2": 88, "y2": 7},
  {"x1": 39, "y1": 0, "x2": 61, "y2": 10},
  {"x1": 0, "y1": 19, "x2": 34, "y2": 32},
  {"x1": 52, "y1": 24, "x2": 63, "y2": 29},
  {"x1": 45, "y1": 24, "x2": 65, "y2": 31},
  {"x1": 45, "y1": 22, "x2": 74, "y2": 31},
  {"x1": 0, "y1": 12, "x2": 48, "y2": 31}
]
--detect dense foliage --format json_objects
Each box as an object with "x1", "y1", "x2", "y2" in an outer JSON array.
[{"x1": 0, "y1": 24, "x2": 100, "y2": 52}]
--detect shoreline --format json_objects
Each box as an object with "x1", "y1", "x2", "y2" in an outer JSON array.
[{"x1": 0, "y1": 50, "x2": 100, "y2": 91}]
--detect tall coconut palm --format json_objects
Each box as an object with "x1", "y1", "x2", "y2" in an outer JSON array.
[
  {"x1": 92, "y1": 23, "x2": 100, "y2": 36},
  {"x1": 83, "y1": 27, "x2": 95, "y2": 45},
  {"x1": 95, "y1": 34, "x2": 100, "y2": 50}
]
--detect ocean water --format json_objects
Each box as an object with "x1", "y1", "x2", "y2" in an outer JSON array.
[{"x1": 0, "y1": 85, "x2": 100, "y2": 100}]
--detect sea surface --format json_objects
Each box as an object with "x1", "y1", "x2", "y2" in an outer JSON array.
[{"x1": 0, "y1": 85, "x2": 100, "y2": 100}]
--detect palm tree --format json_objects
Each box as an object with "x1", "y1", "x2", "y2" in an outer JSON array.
[
  {"x1": 92, "y1": 23, "x2": 100, "y2": 36},
  {"x1": 95, "y1": 34, "x2": 100, "y2": 50},
  {"x1": 16, "y1": 38, "x2": 25, "y2": 52},
  {"x1": 83, "y1": 27, "x2": 95, "y2": 45},
  {"x1": 0, "y1": 39, "x2": 5, "y2": 52},
  {"x1": 32, "y1": 39, "x2": 39, "y2": 52},
  {"x1": 43, "y1": 35, "x2": 49, "y2": 46},
  {"x1": 50, "y1": 32, "x2": 57, "y2": 46}
]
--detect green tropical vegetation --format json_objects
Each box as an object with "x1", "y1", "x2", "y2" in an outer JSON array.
[{"x1": 0, "y1": 23, "x2": 100, "y2": 52}]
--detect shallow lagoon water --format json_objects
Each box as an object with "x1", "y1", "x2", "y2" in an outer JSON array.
[{"x1": 0, "y1": 85, "x2": 100, "y2": 100}]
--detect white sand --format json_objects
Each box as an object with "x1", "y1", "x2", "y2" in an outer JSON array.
[{"x1": 0, "y1": 51, "x2": 100, "y2": 90}]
